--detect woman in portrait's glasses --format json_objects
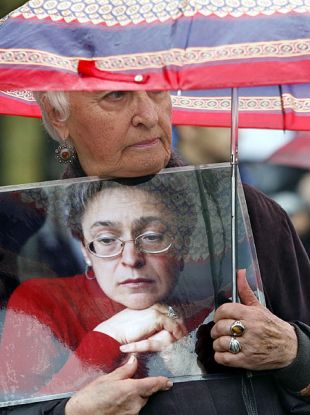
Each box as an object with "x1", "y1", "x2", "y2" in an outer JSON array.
[{"x1": 0, "y1": 176, "x2": 208, "y2": 399}]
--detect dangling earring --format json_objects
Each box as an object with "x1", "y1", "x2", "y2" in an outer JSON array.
[
  {"x1": 55, "y1": 140, "x2": 76, "y2": 164},
  {"x1": 84, "y1": 259, "x2": 95, "y2": 280}
]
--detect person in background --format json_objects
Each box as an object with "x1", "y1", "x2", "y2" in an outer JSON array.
[
  {"x1": 174, "y1": 126, "x2": 230, "y2": 165},
  {"x1": 272, "y1": 188, "x2": 310, "y2": 258}
]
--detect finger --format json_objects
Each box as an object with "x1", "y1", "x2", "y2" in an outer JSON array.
[
  {"x1": 214, "y1": 351, "x2": 244, "y2": 368},
  {"x1": 121, "y1": 340, "x2": 153, "y2": 353},
  {"x1": 155, "y1": 314, "x2": 187, "y2": 339},
  {"x1": 104, "y1": 354, "x2": 138, "y2": 381},
  {"x1": 213, "y1": 302, "x2": 245, "y2": 322},
  {"x1": 237, "y1": 269, "x2": 260, "y2": 306},
  {"x1": 213, "y1": 335, "x2": 242, "y2": 353},
  {"x1": 152, "y1": 304, "x2": 184, "y2": 322},
  {"x1": 166, "y1": 318, "x2": 187, "y2": 339},
  {"x1": 151, "y1": 304, "x2": 187, "y2": 338},
  {"x1": 120, "y1": 331, "x2": 174, "y2": 353},
  {"x1": 213, "y1": 337, "x2": 245, "y2": 368},
  {"x1": 151, "y1": 303, "x2": 184, "y2": 324},
  {"x1": 135, "y1": 376, "x2": 173, "y2": 398},
  {"x1": 211, "y1": 319, "x2": 242, "y2": 339}
]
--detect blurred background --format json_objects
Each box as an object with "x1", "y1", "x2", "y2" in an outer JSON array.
[
  {"x1": 1, "y1": 1, "x2": 310, "y2": 257},
  {"x1": 175, "y1": 126, "x2": 310, "y2": 257},
  {"x1": 0, "y1": 0, "x2": 61, "y2": 185}
]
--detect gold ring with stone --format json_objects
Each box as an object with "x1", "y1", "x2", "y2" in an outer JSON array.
[{"x1": 230, "y1": 320, "x2": 246, "y2": 337}]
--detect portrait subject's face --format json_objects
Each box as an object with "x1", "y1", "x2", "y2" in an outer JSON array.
[
  {"x1": 81, "y1": 187, "x2": 182, "y2": 309},
  {"x1": 56, "y1": 91, "x2": 172, "y2": 178}
]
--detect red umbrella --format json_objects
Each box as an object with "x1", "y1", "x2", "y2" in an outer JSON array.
[
  {"x1": 1, "y1": 1, "x2": 309, "y2": 89},
  {"x1": 0, "y1": 0, "x2": 310, "y2": 129},
  {"x1": 267, "y1": 132, "x2": 310, "y2": 170}
]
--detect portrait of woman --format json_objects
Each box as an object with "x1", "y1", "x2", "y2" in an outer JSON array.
[{"x1": 0, "y1": 172, "x2": 216, "y2": 403}]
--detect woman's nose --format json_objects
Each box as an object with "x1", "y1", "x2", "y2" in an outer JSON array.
[
  {"x1": 131, "y1": 92, "x2": 159, "y2": 129},
  {"x1": 121, "y1": 241, "x2": 145, "y2": 268}
]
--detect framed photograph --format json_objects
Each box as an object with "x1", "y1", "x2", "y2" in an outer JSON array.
[{"x1": 0, "y1": 164, "x2": 264, "y2": 407}]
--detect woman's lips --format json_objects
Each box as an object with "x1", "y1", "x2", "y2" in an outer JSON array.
[
  {"x1": 130, "y1": 138, "x2": 160, "y2": 149},
  {"x1": 120, "y1": 278, "x2": 155, "y2": 288}
]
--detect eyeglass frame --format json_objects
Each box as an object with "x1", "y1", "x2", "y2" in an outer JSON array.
[{"x1": 86, "y1": 231, "x2": 173, "y2": 259}]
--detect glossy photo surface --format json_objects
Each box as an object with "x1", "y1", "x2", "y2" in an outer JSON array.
[{"x1": 0, "y1": 165, "x2": 264, "y2": 407}]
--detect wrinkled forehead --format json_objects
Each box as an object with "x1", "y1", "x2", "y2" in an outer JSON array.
[{"x1": 66, "y1": 91, "x2": 102, "y2": 100}]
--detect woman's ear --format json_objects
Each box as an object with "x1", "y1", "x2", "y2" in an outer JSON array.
[
  {"x1": 41, "y1": 95, "x2": 69, "y2": 141},
  {"x1": 80, "y1": 241, "x2": 92, "y2": 266}
]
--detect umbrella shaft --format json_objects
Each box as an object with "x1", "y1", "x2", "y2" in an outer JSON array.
[{"x1": 231, "y1": 88, "x2": 239, "y2": 303}]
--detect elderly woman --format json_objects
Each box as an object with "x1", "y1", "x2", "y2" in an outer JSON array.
[
  {"x1": 36, "y1": 91, "x2": 175, "y2": 179},
  {"x1": 4, "y1": 90, "x2": 310, "y2": 415}
]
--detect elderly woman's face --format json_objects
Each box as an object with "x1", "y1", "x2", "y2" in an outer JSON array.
[
  {"x1": 57, "y1": 91, "x2": 172, "y2": 178},
  {"x1": 81, "y1": 187, "x2": 182, "y2": 309}
]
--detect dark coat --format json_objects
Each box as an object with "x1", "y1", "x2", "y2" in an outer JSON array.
[{"x1": 140, "y1": 183, "x2": 310, "y2": 415}]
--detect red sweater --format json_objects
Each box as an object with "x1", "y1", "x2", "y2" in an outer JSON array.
[
  {"x1": 0, "y1": 274, "x2": 209, "y2": 399},
  {"x1": 0, "y1": 275, "x2": 125, "y2": 396}
]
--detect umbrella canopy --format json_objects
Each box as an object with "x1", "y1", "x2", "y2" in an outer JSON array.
[
  {"x1": 0, "y1": 0, "x2": 310, "y2": 129},
  {"x1": 267, "y1": 132, "x2": 310, "y2": 169}
]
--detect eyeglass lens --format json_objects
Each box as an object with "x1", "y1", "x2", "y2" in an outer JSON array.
[{"x1": 89, "y1": 232, "x2": 171, "y2": 257}]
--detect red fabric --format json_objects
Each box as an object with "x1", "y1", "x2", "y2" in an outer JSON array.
[
  {"x1": 267, "y1": 132, "x2": 310, "y2": 169},
  {"x1": 0, "y1": 274, "x2": 210, "y2": 397},
  {"x1": 1, "y1": 61, "x2": 310, "y2": 91},
  {"x1": 78, "y1": 60, "x2": 150, "y2": 84},
  {"x1": 172, "y1": 110, "x2": 310, "y2": 131},
  {"x1": 0, "y1": 275, "x2": 125, "y2": 395},
  {"x1": 0, "y1": 95, "x2": 41, "y2": 118}
]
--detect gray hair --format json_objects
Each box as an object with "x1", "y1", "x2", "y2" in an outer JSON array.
[
  {"x1": 65, "y1": 175, "x2": 197, "y2": 257},
  {"x1": 33, "y1": 91, "x2": 70, "y2": 142}
]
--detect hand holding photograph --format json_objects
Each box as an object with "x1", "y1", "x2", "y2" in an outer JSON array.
[{"x1": 0, "y1": 164, "x2": 264, "y2": 407}]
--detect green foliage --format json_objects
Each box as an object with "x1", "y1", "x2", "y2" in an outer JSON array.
[
  {"x1": 0, "y1": 0, "x2": 61, "y2": 185},
  {"x1": 0, "y1": 0, "x2": 26, "y2": 18}
]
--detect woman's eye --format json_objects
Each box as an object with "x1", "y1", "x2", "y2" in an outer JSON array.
[
  {"x1": 103, "y1": 91, "x2": 126, "y2": 101},
  {"x1": 97, "y1": 236, "x2": 117, "y2": 245},
  {"x1": 142, "y1": 232, "x2": 163, "y2": 242}
]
